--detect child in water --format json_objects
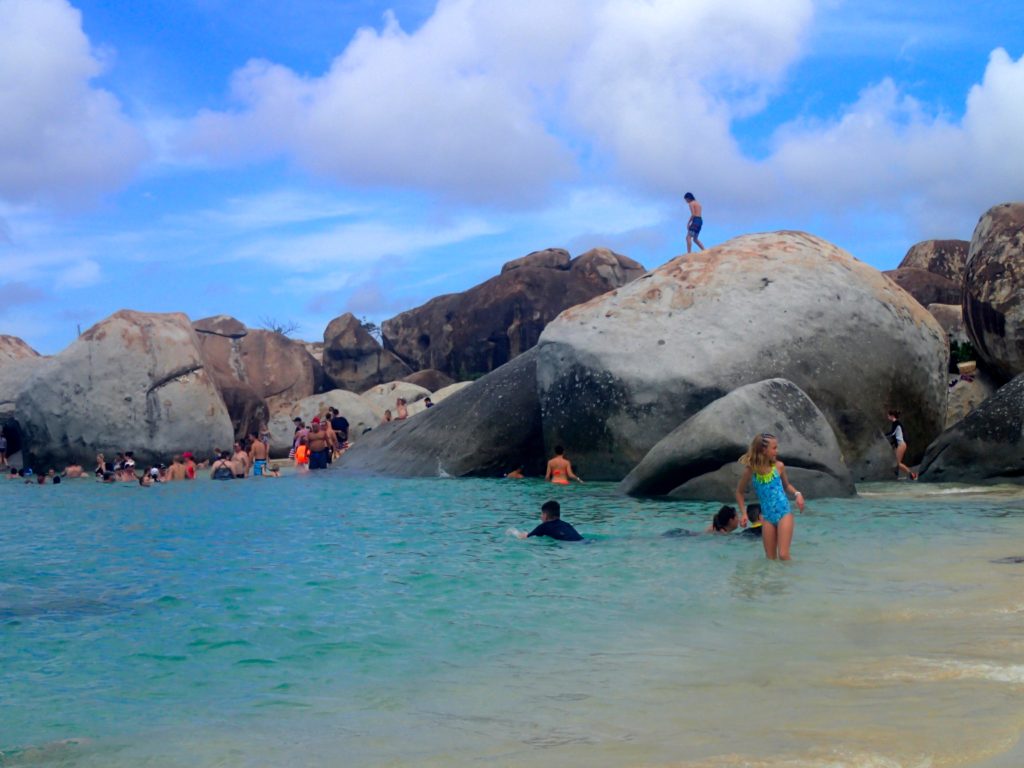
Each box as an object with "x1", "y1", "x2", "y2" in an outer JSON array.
[
  {"x1": 741, "y1": 504, "x2": 763, "y2": 537},
  {"x1": 735, "y1": 433, "x2": 805, "y2": 560},
  {"x1": 704, "y1": 505, "x2": 739, "y2": 534}
]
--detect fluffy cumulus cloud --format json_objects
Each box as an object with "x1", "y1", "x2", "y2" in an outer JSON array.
[
  {"x1": 768, "y1": 48, "x2": 1024, "y2": 232},
  {"x1": 0, "y1": 0, "x2": 148, "y2": 206},
  {"x1": 183, "y1": 0, "x2": 813, "y2": 203}
]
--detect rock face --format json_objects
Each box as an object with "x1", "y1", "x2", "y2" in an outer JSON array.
[
  {"x1": 382, "y1": 247, "x2": 645, "y2": 380},
  {"x1": 402, "y1": 369, "x2": 455, "y2": 392},
  {"x1": 945, "y1": 369, "x2": 998, "y2": 428},
  {"x1": 266, "y1": 390, "x2": 380, "y2": 458},
  {"x1": 322, "y1": 312, "x2": 412, "y2": 392},
  {"x1": 883, "y1": 267, "x2": 961, "y2": 306},
  {"x1": 537, "y1": 232, "x2": 949, "y2": 481},
  {"x1": 336, "y1": 348, "x2": 545, "y2": 477},
  {"x1": 194, "y1": 316, "x2": 321, "y2": 436},
  {"x1": 899, "y1": 240, "x2": 969, "y2": 283},
  {"x1": 919, "y1": 373, "x2": 1024, "y2": 483},
  {"x1": 0, "y1": 335, "x2": 40, "y2": 364},
  {"x1": 927, "y1": 304, "x2": 969, "y2": 346},
  {"x1": 10, "y1": 310, "x2": 232, "y2": 468},
  {"x1": 962, "y1": 202, "x2": 1024, "y2": 381},
  {"x1": 619, "y1": 379, "x2": 855, "y2": 501},
  {"x1": 360, "y1": 381, "x2": 431, "y2": 416}
]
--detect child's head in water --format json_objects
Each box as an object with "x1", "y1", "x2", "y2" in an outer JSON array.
[
  {"x1": 746, "y1": 503, "x2": 762, "y2": 525},
  {"x1": 541, "y1": 500, "x2": 561, "y2": 521},
  {"x1": 740, "y1": 432, "x2": 778, "y2": 474},
  {"x1": 711, "y1": 505, "x2": 739, "y2": 533}
]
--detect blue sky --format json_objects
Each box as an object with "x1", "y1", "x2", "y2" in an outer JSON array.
[{"x1": 1, "y1": 0, "x2": 1023, "y2": 354}]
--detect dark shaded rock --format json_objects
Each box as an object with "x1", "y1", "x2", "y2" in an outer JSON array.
[
  {"x1": 382, "y1": 247, "x2": 645, "y2": 380},
  {"x1": 336, "y1": 348, "x2": 544, "y2": 477},
  {"x1": 537, "y1": 232, "x2": 948, "y2": 482},
  {"x1": 992, "y1": 556, "x2": 1024, "y2": 564},
  {"x1": 962, "y1": 202, "x2": 1024, "y2": 381},
  {"x1": 899, "y1": 239, "x2": 969, "y2": 283},
  {"x1": 402, "y1": 369, "x2": 456, "y2": 392},
  {"x1": 217, "y1": 378, "x2": 270, "y2": 442},
  {"x1": 322, "y1": 312, "x2": 412, "y2": 392},
  {"x1": 926, "y1": 303, "x2": 969, "y2": 345},
  {"x1": 501, "y1": 247, "x2": 570, "y2": 273},
  {"x1": 9, "y1": 310, "x2": 232, "y2": 468},
  {"x1": 919, "y1": 372, "x2": 1024, "y2": 484},
  {"x1": 192, "y1": 315, "x2": 248, "y2": 338},
  {"x1": 883, "y1": 267, "x2": 961, "y2": 306},
  {"x1": 0, "y1": 334, "x2": 40, "y2": 364},
  {"x1": 619, "y1": 379, "x2": 854, "y2": 501}
]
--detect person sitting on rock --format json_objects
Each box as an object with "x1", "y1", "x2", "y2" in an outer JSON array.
[
  {"x1": 382, "y1": 409, "x2": 392, "y2": 423},
  {"x1": 395, "y1": 398, "x2": 409, "y2": 420}
]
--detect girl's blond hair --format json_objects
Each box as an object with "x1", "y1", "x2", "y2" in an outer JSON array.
[{"x1": 739, "y1": 432, "x2": 776, "y2": 474}]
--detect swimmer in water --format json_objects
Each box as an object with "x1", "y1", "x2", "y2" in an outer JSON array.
[
  {"x1": 545, "y1": 445, "x2": 582, "y2": 485},
  {"x1": 515, "y1": 500, "x2": 583, "y2": 541},
  {"x1": 704, "y1": 505, "x2": 739, "y2": 534},
  {"x1": 741, "y1": 504, "x2": 763, "y2": 537}
]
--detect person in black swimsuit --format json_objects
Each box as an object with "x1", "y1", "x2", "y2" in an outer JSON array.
[{"x1": 517, "y1": 500, "x2": 583, "y2": 541}]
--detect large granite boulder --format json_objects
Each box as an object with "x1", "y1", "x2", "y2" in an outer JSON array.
[
  {"x1": 919, "y1": 373, "x2": 1024, "y2": 483},
  {"x1": 402, "y1": 368, "x2": 456, "y2": 392},
  {"x1": 945, "y1": 369, "x2": 998, "y2": 428},
  {"x1": 537, "y1": 231, "x2": 948, "y2": 481},
  {"x1": 336, "y1": 348, "x2": 544, "y2": 477},
  {"x1": 620, "y1": 379, "x2": 855, "y2": 501},
  {"x1": 360, "y1": 381, "x2": 431, "y2": 416},
  {"x1": 927, "y1": 304, "x2": 969, "y2": 346},
  {"x1": 8, "y1": 310, "x2": 232, "y2": 468},
  {"x1": 899, "y1": 240, "x2": 969, "y2": 283},
  {"x1": 266, "y1": 389, "x2": 380, "y2": 458},
  {"x1": 382, "y1": 247, "x2": 645, "y2": 380},
  {"x1": 0, "y1": 335, "x2": 40, "y2": 364},
  {"x1": 322, "y1": 312, "x2": 412, "y2": 392},
  {"x1": 194, "y1": 316, "x2": 322, "y2": 418},
  {"x1": 883, "y1": 267, "x2": 961, "y2": 306},
  {"x1": 962, "y1": 202, "x2": 1024, "y2": 381}
]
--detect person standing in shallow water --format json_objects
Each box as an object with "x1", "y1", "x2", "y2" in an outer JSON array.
[
  {"x1": 886, "y1": 409, "x2": 917, "y2": 480},
  {"x1": 735, "y1": 433, "x2": 805, "y2": 561},
  {"x1": 545, "y1": 445, "x2": 583, "y2": 485},
  {"x1": 684, "y1": 192, "x2": 705, "y2": 253}
]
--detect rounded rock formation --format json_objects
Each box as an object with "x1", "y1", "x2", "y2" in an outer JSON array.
[
  {"x1": 962, "y1": 202, "x2": 1024, "y2": 381},
  {"x1": 11, "y1": 310, "x2": 233, "y2": 468},
  {"x1": 537, "y1": 231, "x2": 948, "y2": 481},
  {"x1": 899, "y1": 239, "x2": 969, "y2": 283},
  {"x1": 267, "y1": 389, "x2": 380, "y2": 458},
  {"x1": 0, "y1": 335, "x2": 40, "y2": 364},
  {"x1": 883, "y1": 267, "x2": 961, "y2": 307},
  {"x1": 322, "y1": 312, "x2": 412, "y2": 392}
]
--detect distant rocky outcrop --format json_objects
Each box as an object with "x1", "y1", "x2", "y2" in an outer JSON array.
[
  {"x1": 962, "y1": 202, "x2": 1024, "y2": 381},
  {"x1": 537, "y1": 232, "x2": 949, "y2": 482},
  {"x1": 619, "y1": 379, "x2": 855, "y2": 501},
  {"x1": 382, "y1": 247, "x2": 645, "y2": 380},
  {"x1": 0, "y1": 335, "x2": 40, "y2": 364},
  {"x1": 322, "y1": 312, "x2": 412, "y2": 392},
  {"x1": 899, "y1": 239, "x2": 969, "y2": 283},
  {"x1": 402, "y1": 369, "x2": 455, "y2": 392},
  {"x1": 7, "y1": 310, "x2": 232, "y2": 468},
  {"x1": 193, "y1": 315, "x2": 322, "y2": 437},
  {"x1": 927, "y1": 303, "x2": 969, "y2": 346},
  {"x1": 919, "y1": 373, "x2": 1024, "y2": 483},
  {"x1": 336, "y1": 348, "x2": 544, "y2": 477},
  {"x1": 883, "y1": 267, "x2": 961, "y2": 306}
]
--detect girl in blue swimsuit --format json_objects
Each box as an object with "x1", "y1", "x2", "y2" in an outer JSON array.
[{"x1": 735, "y1": 433, "x2": 805, "y2": 560}]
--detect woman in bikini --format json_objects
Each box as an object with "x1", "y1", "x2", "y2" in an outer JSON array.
[{"x1": 545, "y1": 445, "x2": 583, "y2": 485}]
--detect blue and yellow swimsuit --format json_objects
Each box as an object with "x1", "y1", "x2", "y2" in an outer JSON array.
[{"x1": 751, "y1": 466, "x2": 792, "y2": 525}]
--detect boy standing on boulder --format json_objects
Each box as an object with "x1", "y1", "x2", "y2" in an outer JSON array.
[{"x1": 684, "y1": 192, "x2": 705, "y2": 253}]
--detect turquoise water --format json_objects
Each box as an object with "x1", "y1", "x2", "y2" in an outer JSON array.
[{"x1": 3, "y1": 476, "x2": 1024, "y2": 767}]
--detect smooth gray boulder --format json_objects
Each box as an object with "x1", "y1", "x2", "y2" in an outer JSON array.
[
  {"x1": 537, "y1": 231, "x2": 948, "y2": 481},
  {"x1": 919, "y1": 373, "x2": 1024, "y2": 483},
  {"x1": 620, "y1": 379, "x2": 854, "y2": 501},
  {"x1": 962, "y1": 202, "x2": 1024, "y2": 381},
  {"x1": 11, "y1": 310, "x2": 233, "y2": 469},
  {"x1": 336, "y1": 348, "x2": 544, "y2": 477}
]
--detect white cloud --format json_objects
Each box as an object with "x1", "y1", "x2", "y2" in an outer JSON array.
[
  {"x1": 55, "y1": 258, "x2": 101, "y2": 289},
  {"x1": 767, "y1": 48, "x2": 1024, "y2": 234},
  {"x1": 0, "y1": 0, "x2": 148, "y2": 206}
]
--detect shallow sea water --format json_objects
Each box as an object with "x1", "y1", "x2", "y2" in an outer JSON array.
[{"x1": 2, "y1": 474, "x2": 1024, "y2": 767}]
